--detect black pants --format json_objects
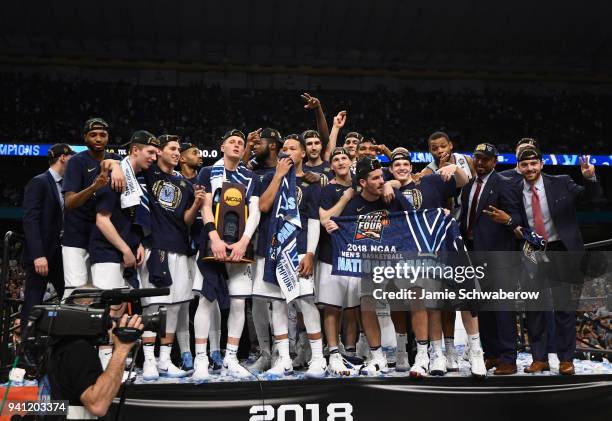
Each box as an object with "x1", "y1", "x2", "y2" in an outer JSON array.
[
  {"x1": 21, "y1": 253, "x2": 64, "y2": 330},
  {"x1": 525, "y1": 241, "x2": 577, "y2": 362}
]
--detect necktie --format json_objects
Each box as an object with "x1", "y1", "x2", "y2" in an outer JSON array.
[
  {"x1": 467, "y1": 177, "x2": 483, "y2": 239},
  {"x1": 57, "y1": 178, "x2": 64, "y2": 209},
  {"x1": 531, "y1": 185, "x2": 548, "y2": 240}
]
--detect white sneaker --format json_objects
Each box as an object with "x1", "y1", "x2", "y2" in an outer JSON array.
[
  {"x1": 395, "y1": 351, "x2": 410, "y2": 372},
  {"x1": 122, "y1": 370, "x2": 137, "y2": 383},
  {"x1": 359, "y1": 354, "x2": 388, "y2": 377},
  {"x1": 265, "y1": 355, "x2": 294, "y2": 378},
  {"x1": 548, "y1": 353, "x2": 560, "y2": 371},
  {"x1": 305, "y1": 357, "x2": 327, "y2": 378},
  {"x1": 328, "y1": 353, "x2": 355, "y2": 376},
  {"x1": 410, "y1": 351, "x2": 429, "y2": 378},
  {"x1": 356, "y1": 334, "x2": 370, "y2": 360},
  {"x1": 192, "y1": 354, "x2": 210, "y2": 381},
  {"x1": 429, "y1": 350, "x2": 447, "y2": 376},
  {"x1": 158, "y1": 359, "x2": 188, "y2": 378},
  {"x1": 469, "y1": 347, "x2": 487, "y2": 378},
  {"x1": 247, "y1": 353, "x2": 272, "y2": 373},
  {"x1": 445, "y1": 345, "x2": 459, "y2": 372},
  {"x1": 462, "y1": 343, "x2": 471, "y2": 361},
  {"x1": 143, "y1": 358, "x2": 159, "y2": 381},
  {"x1": 222, "y1": 355, "x2": 254, "y2": 379}
]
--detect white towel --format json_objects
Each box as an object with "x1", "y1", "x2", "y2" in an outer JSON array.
[{"x1": 120, "y1": 157, "x2": 144, "y2": 209}]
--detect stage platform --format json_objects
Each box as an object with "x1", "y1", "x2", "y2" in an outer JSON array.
[
  {"x1": 105, "y1": 353, "x2": 612, "y2": 421},
  {"x1": 3, "y1": 352, "x2": 612, "y2": 421}
]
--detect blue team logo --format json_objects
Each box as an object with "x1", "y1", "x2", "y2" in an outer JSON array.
[
  {"x1": 354, "y1": 210, "x2": 389, "y2": 241},
  {"x1": 153, "y1": 180, "x2": 182, "y2": 210}
]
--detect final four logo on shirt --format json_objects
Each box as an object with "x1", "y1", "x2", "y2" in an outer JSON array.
[
  {"x1": 153, "y1": 180, "x2": 182, "y2": 210},
  {"x1": 354, "y1": 210, "x2": 390, "y2": 241}
]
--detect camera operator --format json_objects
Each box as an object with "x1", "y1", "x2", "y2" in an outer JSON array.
[{"x1": 46, "y1": 314, "x2": 144, "y2": 420}]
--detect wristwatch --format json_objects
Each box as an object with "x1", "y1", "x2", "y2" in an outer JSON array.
[{"x1": 505, "y1": 216, "x2": 513, "y2": 226}]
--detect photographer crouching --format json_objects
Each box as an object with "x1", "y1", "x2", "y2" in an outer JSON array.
[{"x1": 46, "y1": 313, "x2": 143, "y2": 420}]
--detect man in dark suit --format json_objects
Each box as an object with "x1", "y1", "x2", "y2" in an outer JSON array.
[
  {"x1": 459, "y1": 143, "x2": 523, "y2": 375},
  {"x1": 21, "y1": 144, "x2": 75, "y2": 329},
  {"x1": 512, "y1": 146, "x2": 603, "y2": 375},
  {"x1": 499, "y1": 138, "x2": 557, "y2": 362}
]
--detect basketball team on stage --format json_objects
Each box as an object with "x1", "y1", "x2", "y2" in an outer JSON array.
[{"x1": 21, "y1": 93, "x2": 602, "y2": 382}]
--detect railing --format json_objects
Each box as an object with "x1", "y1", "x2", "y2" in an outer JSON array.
[{"x1": 0, "y1": 231, "x2": 23, "y2": 368}]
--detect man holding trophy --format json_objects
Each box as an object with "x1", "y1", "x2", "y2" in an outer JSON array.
[{"x1": 192, "y1": 129, "x2": 261, "y2": 380}]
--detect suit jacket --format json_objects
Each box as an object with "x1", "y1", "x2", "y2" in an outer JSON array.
[
  {"x1": 515, "y1": 173, "x2": 603, "y2": 251},
  {"x1": 498, "y1": 168, "x2": 523, "y2": 183},
  {"x1": 460, "y1": 170, "x2": 522, "y2": 253},
  {"x1": 22, "y1": 170, "x2": 64, "y2": 263}
]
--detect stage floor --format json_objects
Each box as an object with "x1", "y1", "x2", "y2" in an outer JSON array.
[
  {"x1": 4, "y1": 349, "x2": 612, "y2": 421},
  {"x1": 127, "y1": 349, "x2": 612, "y2": 385}
]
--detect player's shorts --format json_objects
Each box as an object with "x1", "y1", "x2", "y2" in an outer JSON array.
[
  {"x1": 62, "y1": 246, "x2": 92, "y2": 291},
  {"x1": 91, "y1": 262, "x2": 126, "y2": 290},
  {"x1": 252, "y1": 255, "x2": 314, "y2": 301},
  {"x1": 316, "y1": 262, "x2": 360, "y2": 309},
  {"x1": 192, "y1": 252, "x2": 253, "y2": 298},
  {"x1": 139, "y1": 248, "x2": 194, "y2": 307}
]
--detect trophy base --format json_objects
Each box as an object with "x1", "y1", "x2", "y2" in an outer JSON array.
[{"x1": 201, "y1": 246, "x2": 255, "y2": 264}]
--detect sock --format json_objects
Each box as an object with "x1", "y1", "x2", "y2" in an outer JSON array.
[
  {"x1": 98, "y1": 349, "x2": 112, "y2": 370},
  {"x1": 345, "y1": 347, "x2": 356, "y2": 354},
  {"x1": 416, "y1": 340, "x2": 428, "y2": 354},
  {"x1": 444, "y1": 337, "x2": 455, "y2": 352},
  {"x1": 226, "y1": 343, "x2": 239, "y2": 359},
  {"x1": 309, "y1": 338, "x2": 323, "y2": 359},
  {"x1": 143, "y1": 343, "x2": 155, "y2": 360},
  {"x1": 329, "y1": 346, "x2": 339, "y2": 354},
  {"x1": 370, "y1": 346, "x2": 383, "y2": 360},
  {"x1": 468, "y1": 334, "x2": 481, "y2": 350},
  {"x1": 276, "y1": 339, "x2": 290, "y2": 360},
  {"x1": 195, "y1": 343, "x2": 207, "y2": 355},
  {"x1": 431, "y1": 339, "x2": 443, "y2": 353},
  {"x1": 176, "y1": 330, "x2": 191, "y2": 355},
  {"x1": 98, "y1": 348, "x2": 112, "y2": 359},
  {"x1": 159, "y1": 345, "x2": 172, "y2": 362},
  {"x1": 396, "y1": 333, "x2": 408, "y2": 352}
]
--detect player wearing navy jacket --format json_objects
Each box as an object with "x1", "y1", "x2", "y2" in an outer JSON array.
[
  {"x1": 61, "y1": 118, "x2": 125, "y2": 298},
  {"x1": 191, "y1": 129, "x2": 262, "y2": 380},
  {"x1": 317, "y1": 147, "x2": 360, "y2": 375},
  {"x1": 324, "y1": 157, "x2": 414, "y2": 376},
  {"x1": 138, "y1": 134, "x2": 205, "y2": 380},
  {"x1": 382, "y1": 148, "x2": 480, "y2": 377},
  {"x1": 90, "y1": 132, "x2": 159, "y2": 369},
  {"x1": 174, "y1": 141, "x2": 206, "y2": 371},
  {"x1": 255, "y1": 136, "x2": 325, "y2": 378}
]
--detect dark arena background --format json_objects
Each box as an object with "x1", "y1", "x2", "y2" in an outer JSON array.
[{"x1": 1, "y1": 1, "x2": 611, "y2": 420}]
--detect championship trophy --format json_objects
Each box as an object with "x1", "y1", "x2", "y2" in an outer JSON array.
[{"x1": 202, "y1": 182, "x2": 254, "y2": 263}]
